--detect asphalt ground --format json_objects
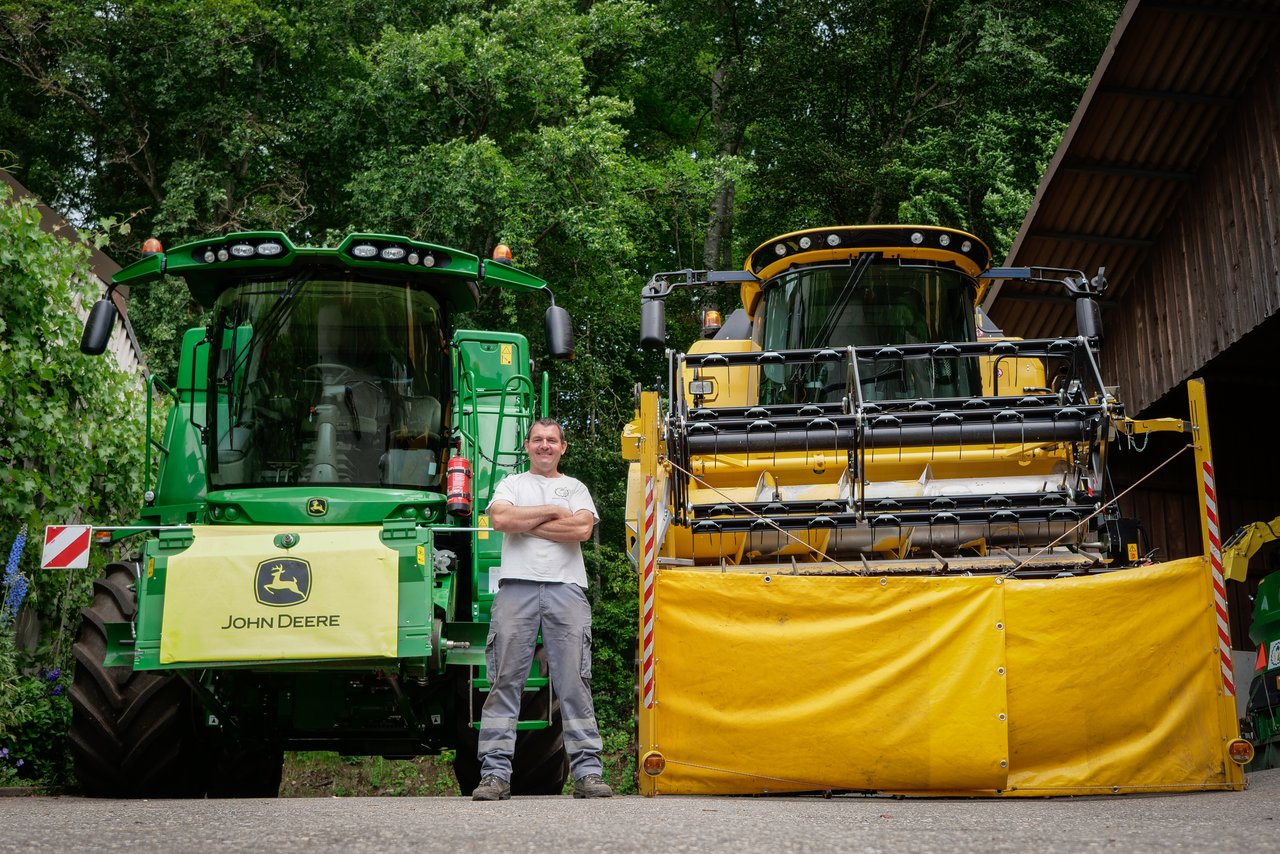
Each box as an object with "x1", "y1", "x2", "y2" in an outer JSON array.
[{"x1": 1, "y1": 768, "x2": 1274, "y2": 853}]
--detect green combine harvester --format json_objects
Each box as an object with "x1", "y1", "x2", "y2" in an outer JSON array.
[
  {"x1": 1243, "y1": 571, "x2": 1280, "y2": 771},
  {"x1": 71, "y1": 231, "x2": 574, "y2": 797},
  {"x1": 1222, "y1": 519, "x2": 1280, "y2": 772}
]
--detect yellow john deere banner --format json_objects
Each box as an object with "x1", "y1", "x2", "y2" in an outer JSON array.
[
  {"x1": 642, "y1": 556, "x2": 1242, "y2": 796},
  {"x1": 159, "y1": 526, "x2": 399, "y2": 663}
]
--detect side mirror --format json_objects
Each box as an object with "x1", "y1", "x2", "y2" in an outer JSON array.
[
  {"x1": 1075, "y1": 297, "x2": 1102, "y2": 343},
  {"x1": 640, "y1": 298, "x2": 665, "y2": 350},
  {"x1": 80, "y1": 298, "x2": 118, "y2": 355},
  {"x1": 545, "y1": 304, "x2": 574, "y2": 360}
]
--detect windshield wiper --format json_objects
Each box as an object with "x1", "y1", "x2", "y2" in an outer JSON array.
[
  {"x1": 226, "y1": 270, "x2": 316, "y2": 384},
  {"x1": 810, "y1": 253, "x2": 874, "y2": 347}
]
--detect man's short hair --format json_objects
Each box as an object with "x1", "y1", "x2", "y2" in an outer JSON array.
[{"x1": 527, "y1": 417, "x2": 565, "y2": 443}]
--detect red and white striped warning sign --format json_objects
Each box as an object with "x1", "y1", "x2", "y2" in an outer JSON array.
[
  {"x1": 1202, "y1": 461, "x2": 1234, "y2": 697},
  {"x1": 41, "y1": 525, "x2": 92, "y2": 569},
  {"x1": 640, "y1": 476, "x2": 657, "y2": 709}
]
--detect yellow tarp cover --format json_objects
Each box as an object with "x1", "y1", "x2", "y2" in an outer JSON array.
[
  {"x1": 643, "y1": 557, "x2": 1242, "y2": 796},
  {"x1": 160, "y1": 526, "x2": 399, "y2": 663}
]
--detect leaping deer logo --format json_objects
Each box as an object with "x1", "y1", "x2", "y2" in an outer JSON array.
[
  {"x1": 263, "y1": 565, "x2": 303, "y2": 597},
  {"x1": 255, "y1": 558, "x2": 311, "y2": 606}
]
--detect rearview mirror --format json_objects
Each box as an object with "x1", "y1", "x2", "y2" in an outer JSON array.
[
  {"x1": 640, "y1": 298, "x2": 665, "y2": 350},
  {"x1": 545, "y1": 305, "x2": 574, "y2": 360},
  {"x1": 1076, "y1": 297, "x2": 1102, "y2": 343},
  {"x1": 80, "y1": 298, "x2": 118, "y2": 356}
]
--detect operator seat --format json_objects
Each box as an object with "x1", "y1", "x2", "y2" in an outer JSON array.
[{"x1": 382, "y1": 394, "x2": 443, "y2": 487}]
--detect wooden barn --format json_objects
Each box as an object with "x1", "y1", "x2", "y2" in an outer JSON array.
[{"x1": 983, "y1": 0, "x2": 1280, "y2": 666}]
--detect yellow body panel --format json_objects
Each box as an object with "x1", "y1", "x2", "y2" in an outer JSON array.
[
  {"x1": 741, "y1": 226, "x2": 993, "y2": 312},
  {"x1": 683, "y1": 338, "x2": 760, "y2": 408},
  {"x1": 978, "y1": 347, "x2": 1049, "y2": 397}
]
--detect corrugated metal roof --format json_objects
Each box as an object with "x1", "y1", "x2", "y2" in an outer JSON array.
[{"x1": 986, "y1": 0, "x2": 1280, "y2": 339}]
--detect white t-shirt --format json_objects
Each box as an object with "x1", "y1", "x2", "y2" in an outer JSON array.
[{"x1": 486, "y1": 471, "x2": 598, "y2": 588}]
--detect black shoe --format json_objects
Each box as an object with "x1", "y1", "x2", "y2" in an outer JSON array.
[
  {"x1": 572, "y1": 774, "x2": 613, "y2": 798},
  {"x1": 472, "y1": 775, "x2": 511, "y2": 801}
]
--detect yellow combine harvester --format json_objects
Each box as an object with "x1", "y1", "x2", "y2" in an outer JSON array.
[{"x1": 622, "y1": 225, "x2": 1251, "y2": 796}]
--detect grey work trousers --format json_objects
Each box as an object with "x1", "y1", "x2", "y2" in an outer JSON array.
[{"x1": 477, "y1": 579, "x2": 603, "y2": 782}]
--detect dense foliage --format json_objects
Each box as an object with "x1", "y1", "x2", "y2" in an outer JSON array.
[
  {"x1": 0, "y1": 183, "x2": 146, "y2": 788},
  {"x1": 0, "y1": 0, "x2": 1123, "y2": 792}
]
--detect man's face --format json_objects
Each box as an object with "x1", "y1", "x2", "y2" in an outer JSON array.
[{"x1": 525, "y1": 423, "x2": 566, "y2": 475}]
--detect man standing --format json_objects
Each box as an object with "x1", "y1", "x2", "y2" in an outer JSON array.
[{"x1": 471, "y1": 418, "x2": 613, "y2": 800}]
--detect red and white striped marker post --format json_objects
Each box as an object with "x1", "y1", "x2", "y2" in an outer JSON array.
[
  {"x1": 641, "y1": 475, "x2": 657, "y2": 709},
  {"x1": 1202, "y1": 461, "x2": 1234, "y2": 696},
  {"x1": 41, "y1": 525, "x2": 92, "y2": 570}
]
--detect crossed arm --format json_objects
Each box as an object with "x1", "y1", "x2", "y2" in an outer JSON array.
[{"x1": 488, "y1": 500, "x2": 594, "y2": 543}]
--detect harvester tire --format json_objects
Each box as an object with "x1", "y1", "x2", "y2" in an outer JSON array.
[
  {"x1": 509, "y1": 677, "x2": 570, "y2": 796},
  {"x1": 68, "y1": 562, "x2": 209, "y2": 798},
  {"x1": 206, "y1": 744, "x2": 284, "y2": 798},
  {"x1": 452, "y1": 710, "x2": 481, "y2": 795},
  {"x1": 452, "y1": 649, "x2": 570, "y2": 796}
]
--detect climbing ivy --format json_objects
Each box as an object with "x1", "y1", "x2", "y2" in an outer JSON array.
[{"x1": 0, "y1": 182, "x2": 146, "y2": 788}]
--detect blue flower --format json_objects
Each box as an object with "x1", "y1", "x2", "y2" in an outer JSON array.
[
  {"x1": 3, "y1": 524, "x2": 27, "y2": 585},
  {"x1": 51, "y1": 685, "x2": 63, "y2": 697},
  {"x1": 1, "y1": 575, "x2": 29, "y2": 627},
  {"x1": 45, "y1": 668, "x2": 61, "y2": 682},
  {"x1": 1, "y1": 525, "x2": 29, "y2": 627},
  {"x1": 0, "y1": 747, "x2": 8, "y2": 758}
]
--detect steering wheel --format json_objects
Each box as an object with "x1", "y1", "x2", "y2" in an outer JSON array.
[{"x1": 305, "y1": 363, "x2": 359, "y2": 387}]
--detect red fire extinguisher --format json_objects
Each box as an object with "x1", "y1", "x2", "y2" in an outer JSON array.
[{"x1": 446, "y1": 454, "x2": 473, "y2": 518}]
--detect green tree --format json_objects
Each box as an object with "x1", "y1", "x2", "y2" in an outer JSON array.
[
  {"x1": 0, "y1": 0, "x2": 1127, "y2": 791},
  {"x1": 737, "y1": 0, "x2": 1122, "y2": 258}
]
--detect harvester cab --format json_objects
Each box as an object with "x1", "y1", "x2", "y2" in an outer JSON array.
[
  {"x1": 69, "y1": 231, "x2": 575, "y2": 797},
  {"x1": 625, "y1": 225, "x2": 1248, "y2": 797}
]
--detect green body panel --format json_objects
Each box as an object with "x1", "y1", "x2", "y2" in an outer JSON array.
[
  {"x1": 205, "y1": 486, "x2": 446, "y2": 526},
  {"x1": 452, "y1": 330, "x2": 535, "y2": 624},
  {"x1": 113, "y1": 231, "x2": 551, "y2": 311},
  {"x1": 141, "y1": 328, "x2": 210, "y2": 524},
  {"x1": 1250, "y1": 572, "x2": 1280, "y2": 648},
  {"x1": 1246, "y1": 572, "x2": 1280, "y2": 771},
  {"x1": 96, "y1": 232, "x2": 557, "y2": 751}
]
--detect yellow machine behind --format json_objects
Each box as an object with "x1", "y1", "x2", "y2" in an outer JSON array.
[{"x1": 623, "y1": 225, "x2": 1250, "y2": 796}]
